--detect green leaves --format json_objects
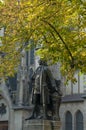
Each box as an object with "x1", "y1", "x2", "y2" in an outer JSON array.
[{"x1": 0, "y1": 0, "x2": 86, "y2": 81}]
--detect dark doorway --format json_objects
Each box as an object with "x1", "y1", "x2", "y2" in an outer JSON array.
[{"x1": 0, "y1": 121, "x2": 8, "y2": 130}]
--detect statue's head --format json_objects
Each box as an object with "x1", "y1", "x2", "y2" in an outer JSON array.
[{"x1": 38, "y1": 59, "x2": 47, "y2": 66}]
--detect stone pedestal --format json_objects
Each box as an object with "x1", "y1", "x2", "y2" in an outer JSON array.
[{"x1": 24, "y1": 120, "x2": 61, "y2": 130}]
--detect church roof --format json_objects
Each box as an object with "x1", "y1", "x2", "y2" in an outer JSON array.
[{"x1": 62, "y1": 94, "x2": 86, "y2": 103}]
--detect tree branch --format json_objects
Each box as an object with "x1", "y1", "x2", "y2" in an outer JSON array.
[
  {"x1": 42, "y1": 19, "x2": 75, "y2": 68},
  {"x1": 42, "y1": 20, "x2": 74, "y2": 62}
]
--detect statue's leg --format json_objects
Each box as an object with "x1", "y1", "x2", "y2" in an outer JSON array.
[
  {"x1": 57, "y1": 98, "x2": 61, "y2": 120},
  {"x1": 25, "y1": 105, "x2": 36, "y2": 120},
  {"x1": 32, "y1": 94, "x2": 40, "y2": 118},
  {"x1": 32, "y1": 94, "x2": 43, "y2": 119},
  {"x1": 45, "y1": 95, "x2": 54, "y2": 120},
  {"x1": 25, "y1": 94, "x2": 39, "y2": 120}
]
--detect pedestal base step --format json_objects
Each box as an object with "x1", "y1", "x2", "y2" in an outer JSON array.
[{"x1": 24, "y1": 120, "x2": 61, "y2": 130}]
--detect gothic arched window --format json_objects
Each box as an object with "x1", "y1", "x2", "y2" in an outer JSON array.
[
  {"x1": 76, "y1": 110, "x2": 83, "y2": 130},
  {"x1": 65, "y1": 111, "x2": 72, "y2": 130}
]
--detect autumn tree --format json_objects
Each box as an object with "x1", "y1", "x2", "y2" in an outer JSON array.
[{"x1": 0, "y1": 0, "x2": 86, "y2": 81}]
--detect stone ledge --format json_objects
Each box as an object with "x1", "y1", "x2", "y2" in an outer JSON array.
[
  {"x1": 13, "y1": 105, "x2": 33, "y2": 111},
  {"x1": 62, "y1": 94, "x2": 84, "y2": 103}
]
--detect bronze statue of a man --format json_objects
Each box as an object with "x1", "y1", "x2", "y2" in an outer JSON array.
[{"x1": 27, "y1": 60, "x2": 62, "y2": 120}]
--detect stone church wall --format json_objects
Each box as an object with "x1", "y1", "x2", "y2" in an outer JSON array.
[{"x1": 60, "y1": 100, "x2": 86, "y2": 130}]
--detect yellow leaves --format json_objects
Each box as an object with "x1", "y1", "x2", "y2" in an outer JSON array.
[
  {"x1": 36, "y1": 48, "x2": 48, "y2": 59},
  {"x1": 81, "y1": 52, "x2": 86, "y2": 57},
  {"x1": 0, "y1": 0, "x2": 4, "y2": 5},
  {"x1": 0, "y1": 0, "x2": 86, "y2": 80},
  {"x1": 0, "y1": 50, "x2": 20, "y2": 78},
  {"x1": 50, "y1": 43, "x2": 56, "y2": 48},
  {"x1": 80, "y1": 31, "x2": 86, "y2": 38}
]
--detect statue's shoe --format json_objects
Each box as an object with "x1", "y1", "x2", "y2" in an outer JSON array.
[
  {"x1": 25, "y1": 115, "x2": 35, "y2": 120},
  {"x1": 37, "y1": 115, "x2": 43, "y2": 119}
]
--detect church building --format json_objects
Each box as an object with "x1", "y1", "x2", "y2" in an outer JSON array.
[
  {"x1": 60, "y1": 72, "x2": 86, "y2": 130},
  {"x1": 0, "y1": 28, "x2": 86, "y2": 130}
]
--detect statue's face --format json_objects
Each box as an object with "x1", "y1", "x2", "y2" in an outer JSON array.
[{"x1": 39, "y1": 60, "x2": 47, "y2": 66}]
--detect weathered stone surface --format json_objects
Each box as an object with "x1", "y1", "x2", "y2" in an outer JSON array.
[
  {"x1": 60, "y1": 100, "x2": 86, "y2": 130},
  {"x1": 24, "y1": 120, "x2": 61, "y2": 130}
]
